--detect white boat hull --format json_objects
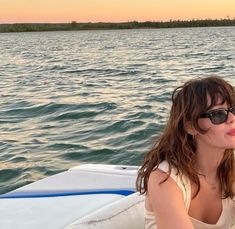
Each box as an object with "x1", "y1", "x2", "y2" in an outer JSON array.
[{"x1": 0, "y1": 164, "x2": 145, "y2": 229}]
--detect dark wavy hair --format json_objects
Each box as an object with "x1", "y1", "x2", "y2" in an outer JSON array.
[{"x1": 136, "y1": 76, "x2": 235, "y2": 199}]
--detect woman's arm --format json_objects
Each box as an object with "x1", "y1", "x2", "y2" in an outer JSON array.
[{"x1": 147, "y1": 169, "x2": 194, "y2": 229}]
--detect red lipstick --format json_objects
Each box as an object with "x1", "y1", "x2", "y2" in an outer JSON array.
[{"x1": 227, "y1": 129, "x2": 235, "y2": 136}]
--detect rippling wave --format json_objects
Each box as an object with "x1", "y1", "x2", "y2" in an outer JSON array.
[{"x1": 0, "y1": 27, "x2": 234, "y2": 194}]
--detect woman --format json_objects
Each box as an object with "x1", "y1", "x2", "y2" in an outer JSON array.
[{"x1": 136, "y1": 76, "x2": 235, "y2": 229}]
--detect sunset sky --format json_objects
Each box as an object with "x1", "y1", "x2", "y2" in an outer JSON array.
[{"x1": 1, "y1": 0, "x2": 235, "y2": 23}]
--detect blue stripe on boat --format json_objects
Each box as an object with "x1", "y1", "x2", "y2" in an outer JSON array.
[{"x1": 0, "y1": 189, "x2": 135, "y2": 199}]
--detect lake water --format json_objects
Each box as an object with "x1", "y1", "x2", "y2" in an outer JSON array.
[{"x1": 0, "y1": 27, "x2": 234, "y2": 194}]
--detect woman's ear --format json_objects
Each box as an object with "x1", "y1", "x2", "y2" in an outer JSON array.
[{"x1": 185, "y1": 121, "x2": 198, "y2": 136}]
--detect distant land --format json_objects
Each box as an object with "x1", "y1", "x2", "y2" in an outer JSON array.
[{"x1": 0, "y1": 19, "x2": 234, "y2": 33}]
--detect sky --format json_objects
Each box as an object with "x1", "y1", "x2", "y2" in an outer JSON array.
[{"x1": 1, "y1": 0, "x2": 235, "y2": 23}]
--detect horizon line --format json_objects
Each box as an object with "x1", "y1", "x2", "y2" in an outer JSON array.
[{"x1": 1, "y1": 17, "x2": 235, "y2": 25}]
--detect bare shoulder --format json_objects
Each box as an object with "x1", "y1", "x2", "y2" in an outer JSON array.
[
  {"x1": 146, "y1": 169, "x2": 194, "y2": 229},
  {"x1": 148, "y1": 168, "x2": 170, "y2": 184},
  {"x1": 147, "y1": 169, "x2": 184, "y2": 210},
  {"x1": 148, "y1": 169, "x2": 180, "y2": 194}
]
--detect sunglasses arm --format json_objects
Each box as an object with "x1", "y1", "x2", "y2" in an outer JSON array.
[{"x1": 199, "y1": 113, "x2": 211, "y2": 118}]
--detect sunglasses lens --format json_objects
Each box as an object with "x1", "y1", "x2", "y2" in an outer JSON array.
[{"x1": 210, "y1": 110, "x2": 227, "y2": 124}]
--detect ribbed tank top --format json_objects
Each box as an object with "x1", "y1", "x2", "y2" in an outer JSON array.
[{"x1": 145, "y1": 161, "x2": 235, "y2": 229}]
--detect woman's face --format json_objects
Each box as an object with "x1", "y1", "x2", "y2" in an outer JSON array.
[{"x1": 197, "y1": 99, "x2": 235, "y2": 150}]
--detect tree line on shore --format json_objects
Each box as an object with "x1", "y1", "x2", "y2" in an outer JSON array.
[{"x1": 0, "y1": 19, "x2": 234, "y2": 33}]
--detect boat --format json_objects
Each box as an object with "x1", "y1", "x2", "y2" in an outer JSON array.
[{"x1": 0, "y1": 163, "x2": 145, "y2": 229}]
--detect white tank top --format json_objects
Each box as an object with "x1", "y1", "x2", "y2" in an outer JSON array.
[{"x1": 145, "y1": 161, "x2": 235, "y2": 229}]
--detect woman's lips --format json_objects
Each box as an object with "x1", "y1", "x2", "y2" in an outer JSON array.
[{"x1": 227, "y1": 129, "x2": 235, "y2": 136}]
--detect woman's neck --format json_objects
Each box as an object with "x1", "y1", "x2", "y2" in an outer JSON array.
[{"x1": 195, "y1": 142, "x2": 225, "y2": 179}]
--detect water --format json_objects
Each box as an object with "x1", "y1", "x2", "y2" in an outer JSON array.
[{"x1": 0, "y1": 27, "x2": 234, "y2": 194}]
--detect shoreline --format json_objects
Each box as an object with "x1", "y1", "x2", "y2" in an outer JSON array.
[{"x1": 0, "y1": 19, "x2": 235, "y2": 33}]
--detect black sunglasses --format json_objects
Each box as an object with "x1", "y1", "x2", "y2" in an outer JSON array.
[{"x1": 200, "y1": 105, "x2": 235, "y2": 125}]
